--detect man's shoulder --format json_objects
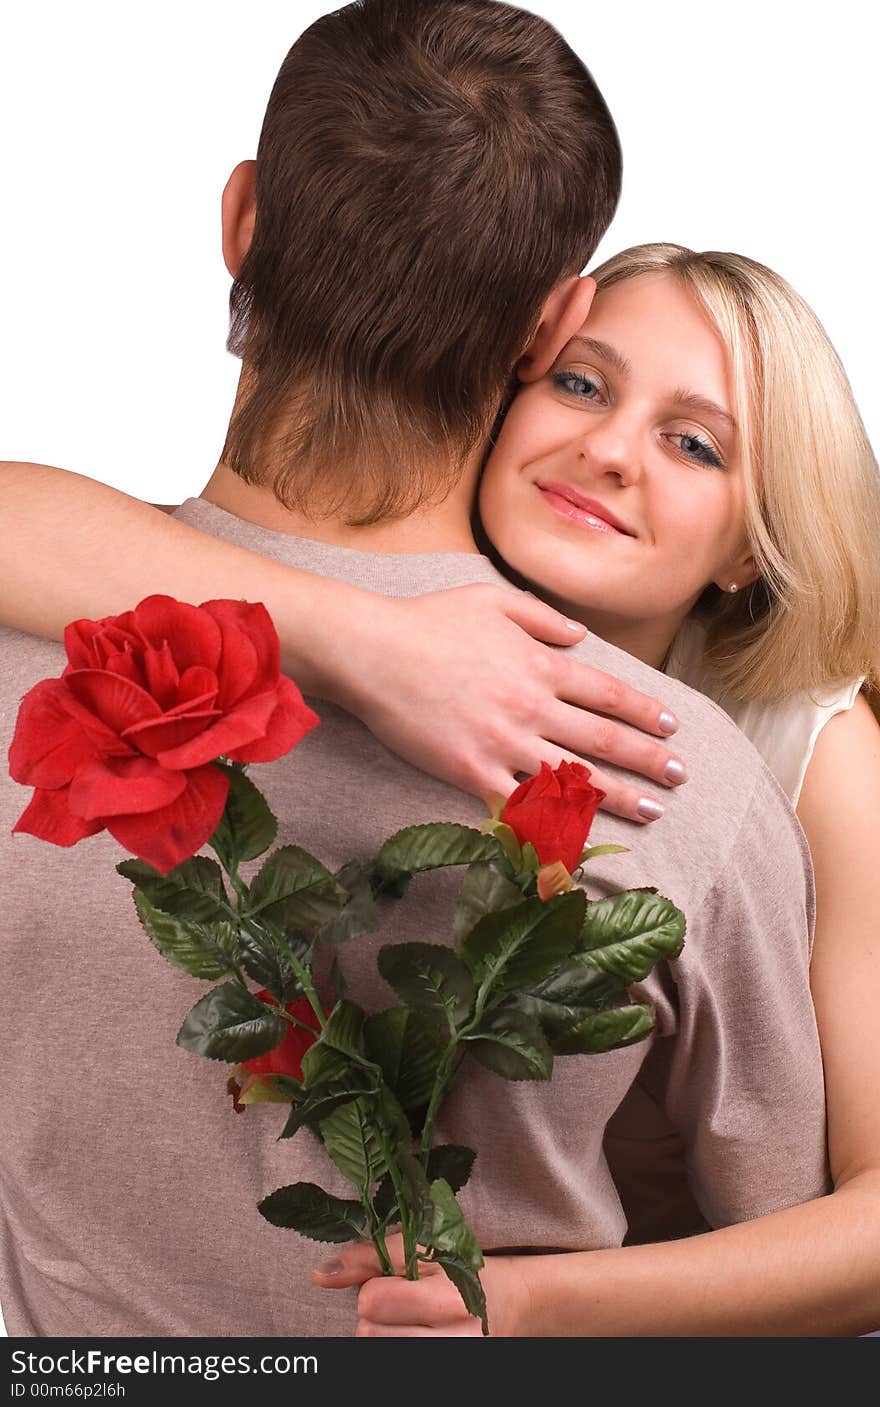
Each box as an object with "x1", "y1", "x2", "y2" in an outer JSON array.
[
  {"x1": 0, "y1": 628, "x2": 66, "y2": 764},
  {"x1": 0, "y1": 625, "x2": 67, "y2": 708},
  {"x1": 0, "y1": 629, "x2": 69, "y2": 829},
  {"x1": 563, "y1": 631, "x2": 806, "y2": 888},
  {"x1": 167, "y1": 513, "x2": 789, "y2": 851},
  {"x1": 567, "y1": 628, "x2": 763, "y2": 763}
]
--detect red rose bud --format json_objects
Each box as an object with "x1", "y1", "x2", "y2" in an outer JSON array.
[
  {"x1": 9, "y1": 594, "x2": 319, "y2": 874},
  {"x1": 230, "y1": 991, "x2": 326, "y2": 1112},
  {"x1": 241, "y1": 990, "x2": 324, "y2": 1084},
  {"x1": 501, "y1": 761, "x2": 606, "y2": 875}
]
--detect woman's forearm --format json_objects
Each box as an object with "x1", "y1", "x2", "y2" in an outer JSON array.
[
  {"x1": 0, "y1": 461, "x2": 372, "y2": 696},
  {"x1": 0, "y1": 461, "x2": 686, "y2": 815},
  {"x1": 519, "y1": 1176, "x2": 880, "y2": 1336}
]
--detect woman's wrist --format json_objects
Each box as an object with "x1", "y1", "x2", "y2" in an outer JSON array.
[
  {"x1": 502, "y1": 1250, "x2": 596, "y2": 1336},
  {"x1": 277, "y1": 576, "x2": 395, "y2": 715},
  {"x1": 481, "y1": 1251, "x2": 556, "y2": 1337}
]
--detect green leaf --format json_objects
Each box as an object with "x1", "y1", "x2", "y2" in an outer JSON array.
[
  {"x1": 520, "y1": 842, "x2": 541, "y2": 875},
  {"x1": 117, "y1": 855, "x2": 229, "y2": 924},
  {"x1": 176, "y1": 982, "x2": 286, "y2": 1062},
  {"x1": 425, "y1": 1144, "x2": 476, "y2": 1195},
  {"x1": 319, "y1": 1096, "x2": 389, "y2": 1185},
  {"x1": 427, "y1": 1179, "x2": 484, "y2": 1269},
  {"x1": 460, "y1": 890, "x2": 586, "y2": 995},
  {"x1": 377, "y1": 943, "x2": 475, "y2": 1026},
  {"x1": 578, "y1": 890, "x2": 686, "y2": 982},
  {"x1": 372, "y1": 1173, "x2": 398, "y2": 1227},
  {"x1": 453, "y1": 863, "x2": 525, "y2": 946},
  {"x1": 298, "y1": 1001, "x2": 366, "y2": 1091},
  {"x1": 433, "y1": 1254, "x2": 489, "y2": 1336},
  {"x1": 328, "y1": 953, "x2": 347, "y2": 1001},
  {"x1": 279, "y1": 1082, "x2": 365, "y2": 1139},
  {"x1": 376, "y1": 824, "x2": 508, "y2": 883},
  {"x1": 550, "y1": 1003, "x2": 655, "y2": 1054},
  {"x1": 578, "y1": 843, "x2": 631, "y2": 863},
  {"x1": 258, "y1": 1182, "x2": 368, "y2": 1241},
  {"x1": 465, "y1": 1008, "x2": 553, "y2": 1081},
  {"x1": 239, "y1": 920, "x2": 309, "y2": 1003},
  {"x1": 369, "y1": 863, "x2": 412, "y2": 900},
  {"x1": 514, "y1": 955, "x2": 629, "y2": 1038},
  {"x1": 363, "y1": 1007, "x2": 446, "y2": 1110},
  {"x1": 371, "y1": 1151, "x2": 441, "y2": 1230},
  {"x1": 210, "y1": 764, "x2": 277, "y2": 867},
  {"x1": 246, "y1": 846, "x2": 349, "y2": 930},
  {"x1": 397, "y1": 1147, "x2": 435, "y2": 1245},
  {"x1": 376, "y1": 1083, "x2": 413, "y2": 1147},
  {"x1": 133, "y1": 889, "x2": 240, "y2": 980},
  {"x1": 478, "y1": 819, "x2": 522, "y2": 873},
  {"x1": 314, "y1": 861, "x2": 378, "y2": 945},
  {"x1": 515, "y1": 988, "x2": 627, "y2": 1040},
  {"x1": 321, "y1": 999, "x2": 366, "y2": 1057},
  {"x1": 300, "y1": 1040, "x2": 352, "y2": 1091},
  {"x1": 525, "y1": 953, "x2": 627, "y2": 1010}
]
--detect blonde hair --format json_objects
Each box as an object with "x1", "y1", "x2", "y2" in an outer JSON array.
[{"x1": 589, "y1": 243, "x2": 880, "y2": 711}]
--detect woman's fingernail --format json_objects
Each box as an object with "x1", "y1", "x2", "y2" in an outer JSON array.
[
  {"x1": 565, "y1": 618, "x2": 584, "y2": 632},
  {"x1": 658, "y1": 711, "x2": 679, "y2": 734},
  {"x1": 637, "y1": 798, "x2": 665, "y2": 821},
  {"x1": 664, "y1": 759, "x2": 687, "y2": 784},
  {"x1": 315, "y1": 1258, "x2": 344, "y2": 1276}
]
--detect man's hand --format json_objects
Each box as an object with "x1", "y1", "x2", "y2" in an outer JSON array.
[
  {"x1": 336, "y1": 584, "x2": 686, "y2": 824},
  {"x1": 312, "y1": 1234, "x2": 531, "y2": 1337}
]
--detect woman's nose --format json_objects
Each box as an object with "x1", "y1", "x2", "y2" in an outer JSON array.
[{"x1": 575, "y1": 422, "x2": 641, "y2": 486}]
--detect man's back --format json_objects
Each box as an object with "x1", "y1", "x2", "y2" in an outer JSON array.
[{"x1": 0, "y1": 498, "x2": 828, "y2": 1336}]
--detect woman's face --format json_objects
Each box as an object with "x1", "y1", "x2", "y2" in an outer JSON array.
[{"x1": 479, "y1": 271, "x2": 756, "y2": 658}]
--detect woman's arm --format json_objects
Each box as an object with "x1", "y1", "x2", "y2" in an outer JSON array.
[
  {"x1": 0, "y1": 460, "x2": 686, "y2": 820},
  {"x1": 316, "y1": 694, "x2": 880, "y2": 1336}
]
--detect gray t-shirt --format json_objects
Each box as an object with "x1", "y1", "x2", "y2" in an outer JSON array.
[{"x1": 0, "y1": 496, "x2": 829, "y2": 1337}]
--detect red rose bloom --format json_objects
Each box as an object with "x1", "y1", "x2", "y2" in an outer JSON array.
[
  {"x1": 501, "y1": 761, "x2": 606, "y2": 875},
  {"x1": 9, "y1": 594, "x2": 318, "y2": 874},
  {"x1": 228, "y1": 991, "x2": 325, "y2": 1112},
  {"x1": 242, "y1": 991, "x2": 324, "y2": 1083}
]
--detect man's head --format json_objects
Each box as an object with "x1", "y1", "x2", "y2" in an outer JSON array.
[{"x1": 219, "y1": 0, "x2": 621, "y2": 526}]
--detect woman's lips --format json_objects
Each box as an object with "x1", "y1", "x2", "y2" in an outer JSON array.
[{"x1": 536, "y1": 485, "x2": 633, "y2": 537}]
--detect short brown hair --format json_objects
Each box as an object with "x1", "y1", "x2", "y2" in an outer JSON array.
[{"x1": 222, "y1": 0, "x2": 621, "y2": 525}]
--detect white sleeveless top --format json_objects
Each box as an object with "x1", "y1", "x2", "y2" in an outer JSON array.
[{"x1": 664, "y1": 616, "x2": 864, "y2": 807}]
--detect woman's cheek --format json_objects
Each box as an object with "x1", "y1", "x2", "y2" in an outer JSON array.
[
  {"x1": 477, "y1": 461, "x2": 520, "y2": 548},
  {"x1": 482, "y1": 480, "x2": 557, "y2": 587}
]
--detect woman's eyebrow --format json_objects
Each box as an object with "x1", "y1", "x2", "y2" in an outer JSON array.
[
  {"x1": 566, "y1": 335, "x2": 632, "y2": 378},
  {"x1": 671, "y1": 389, "x2": 737, "y2": 433},
  {"x1": 565, "y1": 336, "x2": 737, "y2": 432}
]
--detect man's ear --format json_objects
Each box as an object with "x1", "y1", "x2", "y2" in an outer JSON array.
[
  {"x1": 221, "y1": 160, "x2": 257, "y2": 278},
  {"x1": 516, "y1": 275, "x2": 597, "y2": 385}
]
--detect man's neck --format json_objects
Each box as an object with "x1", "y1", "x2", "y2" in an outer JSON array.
[{"x1": 199, "y1": 461, "x2": 481, "y2": 554}]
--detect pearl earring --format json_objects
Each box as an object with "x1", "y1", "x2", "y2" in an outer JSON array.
[{"x1": 728, "y1": 583, "x2": 739, "y2": 593}]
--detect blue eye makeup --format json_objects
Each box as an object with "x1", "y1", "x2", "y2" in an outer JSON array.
[
  {"x1": 551, "y1": 368, "x2": 725, "y2": 469},
  {"x1": 670, "y1": 432, "x2": 724, "y2": 469},
  {"x1": 552, "y1": 370, "x2": 605, "y2": 402}
]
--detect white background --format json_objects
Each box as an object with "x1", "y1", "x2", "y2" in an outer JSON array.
[
  {"x1": 1, "y1": 0, "x2": 878, "y2": 508},
  {"x1": 1, "y1": 0, "x2": 877, "y2": 1338}
]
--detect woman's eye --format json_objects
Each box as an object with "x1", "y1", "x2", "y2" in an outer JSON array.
[
  {"x1": 552, "y1": 370, "x2": 606, "y2": 402},
  {"x1": 669, "y1": 432, "x2": 724, "y2": 469}
]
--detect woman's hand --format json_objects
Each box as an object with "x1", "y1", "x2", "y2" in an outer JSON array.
[
  {"x1": 312, "y1": 1234, "x2": 531, "y2": 1337},
  {"x1": 0, "y1": 465, "x2": 684, "y2": 823},
  {"x1": 330, "y1": 583, "x2": 686, "y2": 824}
]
